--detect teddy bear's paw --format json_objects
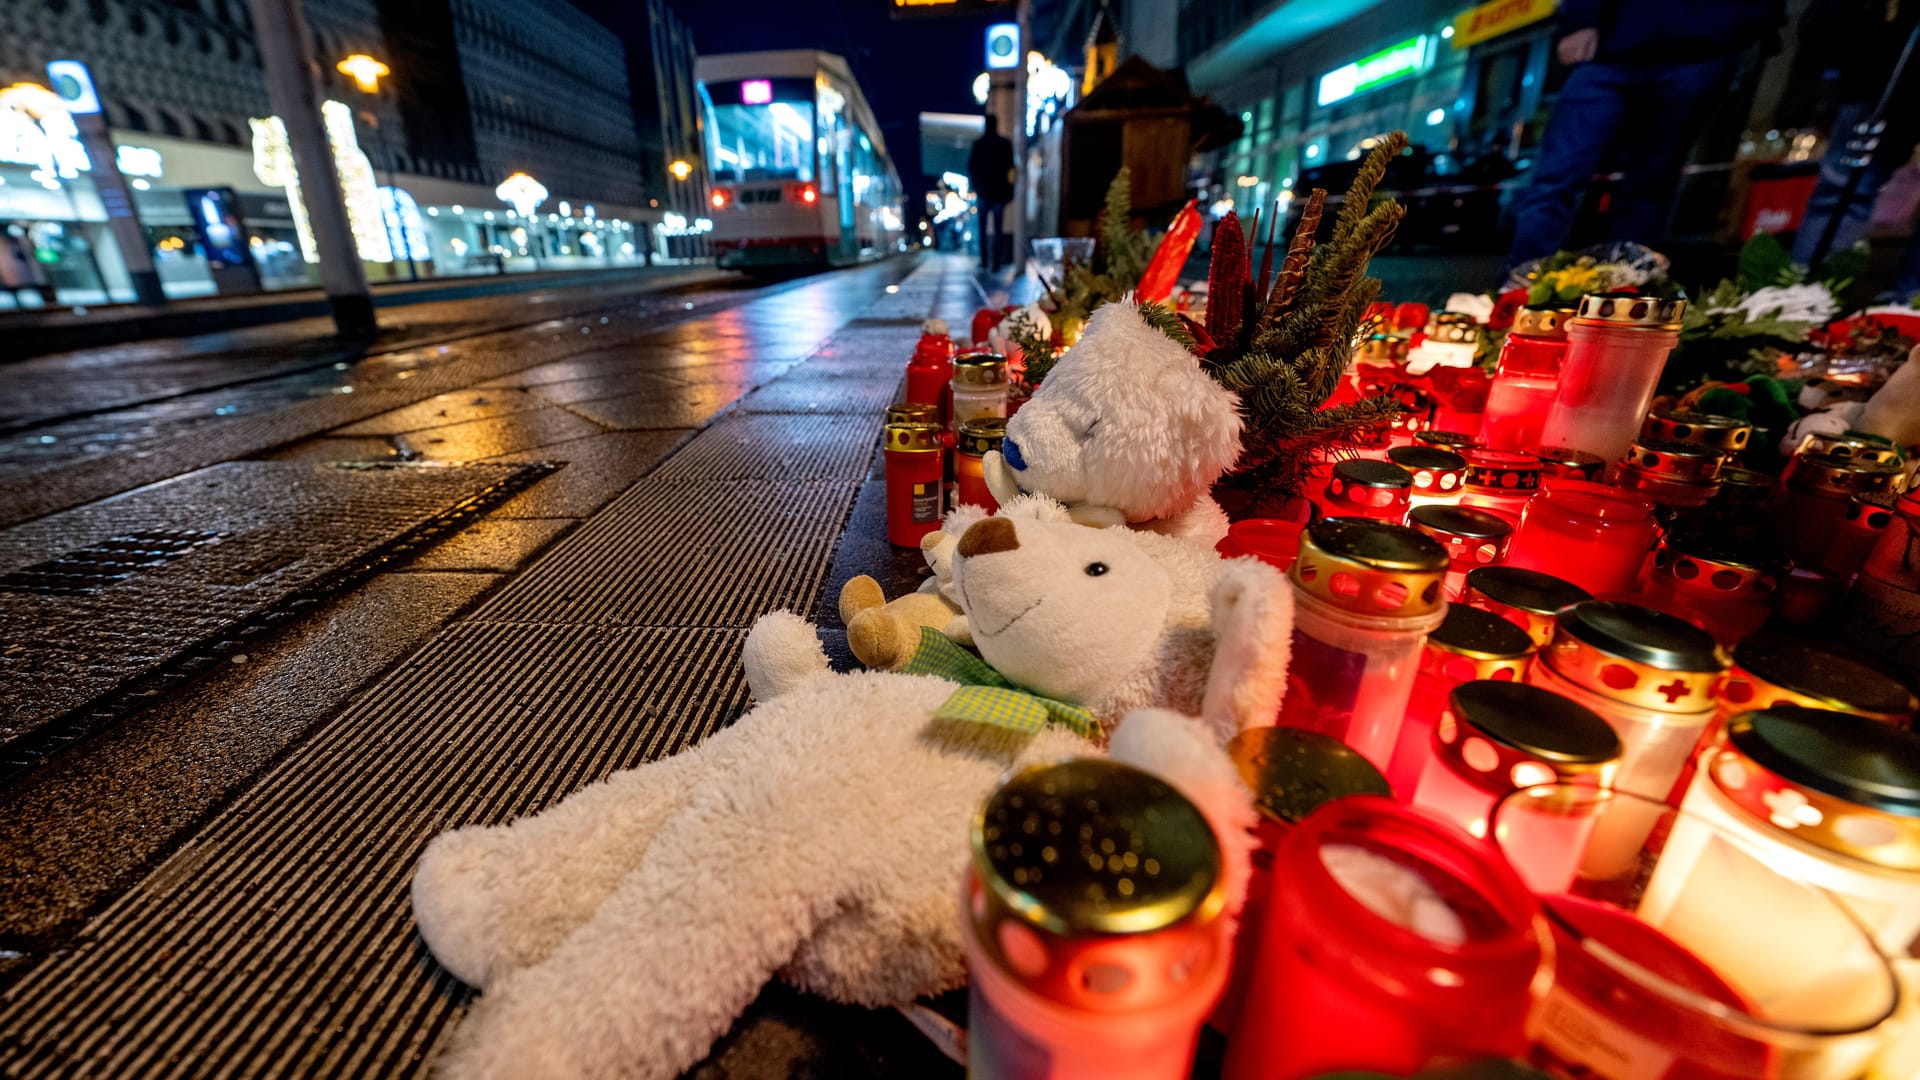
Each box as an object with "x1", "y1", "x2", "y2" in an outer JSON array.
[
  {"x1": 438, "y1": 977, "x2": 669, "y2": 1080},
  {"x1": 413, "y1": 827, "x2": 516, "y2": 988},
  {"x1": 837, "y1": 575, "x2": 886, "y2": 626},
  {"x1": 845, "y1": 607, "x2": 909, "y2": 670},
  {"x1": 742, "y1": 611, "x2": 830, "y2": 700}
]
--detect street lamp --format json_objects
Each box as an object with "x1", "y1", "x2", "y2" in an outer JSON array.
[
  {"x1": 336, "y1": 52, "x2": 415, "y2": 280},
  {"x1": 496, "y1": 171, "x2": 548, "y2": 268},
  {"x1": 669, "y1": 159, "x2": 692, "y2": 181}
]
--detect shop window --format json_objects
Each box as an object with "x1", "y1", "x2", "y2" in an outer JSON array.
[{"x1": 1256, "y1": 99, "x2": 1274, "y2": 137}]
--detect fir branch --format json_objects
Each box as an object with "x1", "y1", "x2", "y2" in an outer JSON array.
[
  {"x1": 1331, "y1": 131, "x2": 1407, "y2": 249},
  {"x1": 1135, "y1": 300, "x2": 1197, "y2": 352}
]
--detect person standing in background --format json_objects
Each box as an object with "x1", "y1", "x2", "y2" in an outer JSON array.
[
  {"x1": 967, "y1": 114, "x2": 1016, "y2": 272},
  {"x1": 1790, "y1": 0, "x2": 1920, "y2": 300},
  {"x1": 1507, "y1": 0, "x2": 1781, "y2": 266}
]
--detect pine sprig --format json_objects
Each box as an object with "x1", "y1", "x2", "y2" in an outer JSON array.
[{"x1": 1135, "y1": 300, "x2": 1197, "y2": 351}]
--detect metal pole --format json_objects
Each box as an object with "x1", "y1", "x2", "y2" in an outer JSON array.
[
  {"x1": 1807, "y1": 20, "x2": 1920, "y2": 271},
  {"x1": 247, "y1": 0, "x2": 375, "y2": 335},
  {"x1": 1011, "y1": 0, "x2": 1031, "y2": 276}
]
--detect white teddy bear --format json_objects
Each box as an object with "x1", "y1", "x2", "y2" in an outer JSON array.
[
  {"x1": 410, "y1": 503, "x2": 1290, "y2": 1079},
  {"x1": 983, "y1": 301, "x2": 1245, "y2": 544}
]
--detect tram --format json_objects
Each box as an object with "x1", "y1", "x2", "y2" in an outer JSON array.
[{"x1": 696, "y1": 50, "x2": 907, "y2": 270}]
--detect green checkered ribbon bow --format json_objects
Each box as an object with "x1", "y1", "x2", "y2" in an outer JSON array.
[{"x1": 899, "y1": 627, "x2": 1101, "y2": 741}]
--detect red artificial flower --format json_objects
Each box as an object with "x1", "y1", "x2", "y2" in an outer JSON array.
[
  {"x1": 1393, "y1": 302, "x2": 1430, "y2": 332},
  {"x1": 1487, "y1": 289, "x2": 1527, "y2": 332}
]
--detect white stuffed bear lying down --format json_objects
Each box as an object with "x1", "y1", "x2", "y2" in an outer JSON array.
[{"x1": 411, "y1": 501, "x2": 1291, "y2": 1079}]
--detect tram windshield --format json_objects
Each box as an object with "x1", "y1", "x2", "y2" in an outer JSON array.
[{"x1": 708, "y1": 97, "x2": 815, "y2": 184}]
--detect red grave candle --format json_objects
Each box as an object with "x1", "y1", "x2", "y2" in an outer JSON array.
[
  {"x1": 1409, "y1": 680, "x2": 1619, "y2": 841},
  {"x1": 1222, "y1": 797, "x2": 1544, "y2": 1080},
  {"x1": 1458, "y1": 447, "x2": 1544, "y2": 525},
  {"x1": 1322, "y1": 458, "x2": 1414, "y2": 521},
  {"x1": 1505, "y1": 480, "x2": 1659, "y2": 596},
  {"x1": 904, "y1": 324, "x2": 954, "y2": 424},
  {"x1": 1386, "y1": 604, "x2": 1536, "y2": 797},
  {"x1": 1409, "y1": 504, "x2": 1513, "y2": 598},
  {"x1": 1480, "y1": 306, "x2": 1572, "y2": 452},
  {"x1": 1387, "y1": 444, "x2": 1468, "y2": 505},
  {"x1": 1464, "y1": 564, "x2": 1592, "y2": 649},
  {"x1": 883, "y1": 421, "x2": 945, "y2": 547}
]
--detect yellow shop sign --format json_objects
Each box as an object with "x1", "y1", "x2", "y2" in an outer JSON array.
[{"x1": 1452, "y1": 0, "x2": 1557, "y2": 48}]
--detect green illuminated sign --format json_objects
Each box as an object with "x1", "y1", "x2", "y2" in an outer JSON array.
[{"x1": 1317, "y1": 36, "x2": 1430, "y2": 106}]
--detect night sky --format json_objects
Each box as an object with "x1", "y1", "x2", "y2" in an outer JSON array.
[{"x1": 580, "y1": 0, "x2": 1004, "y2": 188}]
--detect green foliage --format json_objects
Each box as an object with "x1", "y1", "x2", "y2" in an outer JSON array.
[
  {"x1": 1134, "y1": 300, "x2": 1196, "y2": 352},
  {"x1": 1094, "y1": 167, "x2": 1153, "y2": 284},
  {"x1": 1736, "y1": 231, "x2": 1799, "y2": 291},
  {"x1": 1206, "y1": 132, "x2": 1409, "y2": 506},
  {"x1": 1019, "y1": 169, "x2": 1158, "y2": 388}
]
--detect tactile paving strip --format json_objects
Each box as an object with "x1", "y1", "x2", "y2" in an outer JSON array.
[
  {"x1": 0, "y1": 461, "x2": 539, "y2": 758},
  {"x1": 649, "y1": 413, "x2": 880, "y2": 482},
  {"x1": 0, "y1": 622, "x2": 750, "y2": 1079},
  {"x1": 470, "y1": 477, "x2": 861, "y2": 627},
  {"x1": 739, "y1": 375, "x2": 901, "y2": 415}
]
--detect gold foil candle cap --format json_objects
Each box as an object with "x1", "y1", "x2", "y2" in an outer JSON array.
[
  {"x1": 1357, "y1": 333, "x2": 1409, "y2": 363},
  {"x1": 1409, "y1": 504, "x2": 1513, "y2": 569},
  {"x1": 1621, "y1": 439, "x2": 1725, "y2": 483},
  {"x1": 1794, "y1": 430, "x2": 1904, "y2": 466},
  {"x1": 1422, "y1": 604, "x2": 1536, "y2": 683},
  {"x1": 1227, "y1": 727, "x2": 1392, "y2": 825},
  {"x1": 1650, "y1": 533, "x2": 1785, "y2": 601},
  {"x1": 1643, "y1": 409, "x2": 1753, "y2": 454},
  {"x1": 1532, "y1": 445, "x2": 1606, "y2": 483},
  {"x1": 1461, "y1": 448, "x2": 1544, "y2": 495},
  {"x1": 1712, "y1": 706, "x2": 1920, "y2": 870},
  {"x1": 1434, "y1": 681, "x2": 1621, "y2": 796},
  {"x1": 1465, "y1": 566, "x2": 1592, "y2": 649},
  {"x1": 1423, "y1": 311, "x2": 1482, "y2": 345},
  {"x1": 957, "y1": 416, "x2": 1008, "y2": 457},
  {"x1": 887, "y1": 401, "x2": 940, "y2": 426},
  {"x1": 1714, "y1": 465, "x2": 1778, "y2": 508},
  {"x1": 973, "y1": 759, "x2": 1221, "y2": 936},
  {"x1": 1291, "y1": 517, "x2": 1450, "y2": 618},
  {"x1": 1511, "y1": 306, "x2": 1574, "y2": 339},
  {"x1": 1785, "y1": 451, "x2": 1903, "y2": 498},
  {"x1": 1387, "y1": 445, "x2": 1469, "y2": 494},
  {"x1": 1571, "y1": 291, "x2": 1687, "y2": 330},
  {"x1": 1722, "y1": 634, "x2": 1919, "y2": 726},
  {"x1": 1326, "y1": 459, "x2": 1414, "y2": 515},
  {"x1": 883, "y1": 421, "x2": 944, "y2": 453},
  {"x1": 953, "y1": 350, "x2": 1009, "y2": 387},
  {"x1": 1545, "y1": 600, "x2": 1729, "y2": 713},
  {"x1": 1414, "y1": 430, "x2": 1478, "y2": 451}
]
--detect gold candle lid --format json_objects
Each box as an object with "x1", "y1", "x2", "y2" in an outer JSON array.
[
  {"x1": 1414, "y1": 430, "x2": 1478, "y2": 451},
  {"x1": 1435, "y1": 681, "x2": 1621, "y2": 796},
  {"x1": 1722, "y1": 635, "x2": 1919, "y2": 726},
  {"x1": 1465, "y1": 566, "x2": 1591, "y2": 650},
  {"x1": 1570, "y1": 290, "x2": 1687, "y2": 330},
  {"x1": 1461, "y1": 448, "x2": 1544, "y2": 495},
  {"x1": 1533, "y1": 445, "x2": 1607, "y2": 482},
  {"x1": 973, "y1": 759, "x2": 1221, "y2": 936},
  {"x1": 1422, "y1": 311, "x2": 1481, "y2": 345},
  {"x1": 1357, "y1": 333, "x2": 1408, "y2": 363},
  {"x1": 887, "y1": 401, "x2": 940, "y2": 426},
  {"x1": 1621, "y1": 439, "x2": 1725, "y2": 483},
  {"x1": 1714, "y1": 465, "x2": 1778, "y2": 507},
  {"x1": 957, "y1": 416, "x2": 1008, "y2": 457},
  {"x1": 883, "y1": 421, "x2": 944, "y2": 452},
  {"x1": 1422, "y1": 604, "x2": 1536, "y2": 683},
  {"x1": 1228, "y1": 727, "x2": 1393, "y2": 824},
  {"x1": 1712, "y1": 707, "x2": 1920, "y2": 871},
  {"x1": 1387, "y1": 445, "x2": 1468, "y2": 494},
  {"x1": 1785, "y1": 451, "x2": 1902, "y2": 498},
  {"x1": 1409, "y1": 504, "x2": 1513, "y2": 567},
  {"x1": 1291, "y1": 517, "x2": 1449, "y2": 618},
  {"x1": 1544, "y1": 600, "x2": 1728, "y2": 713},
  {"x1": 1793, "y1": 430, "x2": 1904, "y2": 466},
  {"x1": 1643, "y1": 410, "x2": 1753, "y2": 453},
  {"x1": 1326, "y1": 459, "x2": 1414, "y2": 514},
  {"x1": 953, "y1": 350, "x2": 1009, "y2": 387},
  {"x1": 1511, "y1": 306, "x2": 1574, "y2": 339},
  {"x1": 1650, "y1": 533, "x2": 1785, "y2": 600}
]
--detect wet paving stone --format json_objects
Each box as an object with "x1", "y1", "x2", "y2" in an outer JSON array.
[
  {"x1": 403, "y1": 518, "x2": 574, "y2": 573},
  {"x1": 331, "y1": 388, "x2": 552, "y2": 437},
  {"x1": 481, "y1": 430, "x2": 694, "y2": 519},
  {"x1": 520, "y1": 370, "x2": 693, "y2": 406},
  {"x1": 739, "y1": 375, "x2": 901, "y2": 415},
  {"x1": 559, "y1": 382, "x2": 742, "y2": 430}
]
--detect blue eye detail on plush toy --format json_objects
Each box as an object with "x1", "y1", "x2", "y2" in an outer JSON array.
[
  {"x1": 1001, "y1": 434, "x2": 1028, "y2": 471},
  {"x1": 1085, "y1": 562, "x2": 1108, "y2": 577}
]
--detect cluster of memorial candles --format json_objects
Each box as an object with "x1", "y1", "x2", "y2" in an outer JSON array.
[{"x1": 873, "y1": 299, "x2": 1920, "y2": 1079}]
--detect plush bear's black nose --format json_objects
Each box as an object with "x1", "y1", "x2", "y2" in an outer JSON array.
[{"x1": 958, "y1": 517, "x2": 1019, "y2": 557}]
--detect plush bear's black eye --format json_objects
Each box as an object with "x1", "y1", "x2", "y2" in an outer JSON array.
[{"x1": 1084, "y1": 562, "x2": 1108, "y2": 577}]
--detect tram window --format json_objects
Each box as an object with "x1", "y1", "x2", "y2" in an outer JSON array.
[{"x1": 708, "y1": 98, "x2": 815, "y2": 183}]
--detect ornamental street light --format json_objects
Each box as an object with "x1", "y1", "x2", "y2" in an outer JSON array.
[
  {"x1": 337, "y1": 52, "x2": 415, "y2": 281},
  {"x1": 335, "y1": 54, "x2": 390, "y2": 95},
  {"x1": 496, "y1": 172, "x2": 548, "y2": 267}
]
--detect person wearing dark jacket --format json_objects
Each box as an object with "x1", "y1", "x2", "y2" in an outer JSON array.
[
  {"x1": 967, "y1": 115, "x2": 1017, "y2": 271},
  {"x1": 1507, "y1": 0, "x2": 1780, "y2": 265}
]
